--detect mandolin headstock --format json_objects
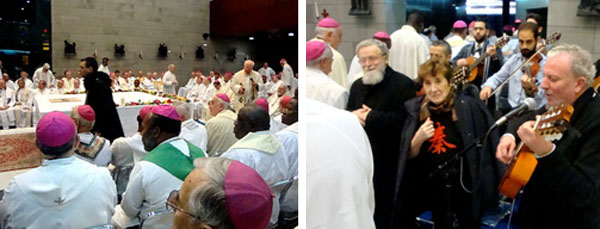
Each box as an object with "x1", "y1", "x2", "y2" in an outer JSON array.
[{"x1": 535, "y1": 103, "x2": 574, "y2": 141}]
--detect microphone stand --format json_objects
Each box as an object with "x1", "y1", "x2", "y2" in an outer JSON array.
[{"x1": 426, "y1": 123, "x2": 498, "y2": 228}]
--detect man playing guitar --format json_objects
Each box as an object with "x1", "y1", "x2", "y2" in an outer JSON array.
[{"x1": 496, "y1": 44, "x2": 600, "y2": 228}]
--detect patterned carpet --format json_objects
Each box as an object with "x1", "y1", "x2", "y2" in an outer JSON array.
[{"x1": 0, "y1": 128, "x2": 43, "y2": 172}]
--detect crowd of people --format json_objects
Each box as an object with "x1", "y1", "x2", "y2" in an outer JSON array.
[
  {"x1": 0, "y1": 56, "x2": 299, "y2": 228},
  {"x1": 307, "y1": 12, "x2": 600, "y2": 229}
]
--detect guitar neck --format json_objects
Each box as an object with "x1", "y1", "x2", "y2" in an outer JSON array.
[{"x1": 468, "y1": 45, "x2": 494, "y2": 71}]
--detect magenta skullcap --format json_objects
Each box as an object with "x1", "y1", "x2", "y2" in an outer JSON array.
[
  {"x1": 469, "y1": 21, "x2": 476, "y2": 28},
  {"x1": 225, "y1": 161, "x2": 273, "y2": 229},
  {"x1": 216, "y1": 93, "x2": 230, "y2": 104},
  {"x1": 36, "y1": 111, "x2": 75, "y2": 147},
  {"x1": 254, "y1": 98, "x2": 269, "y2": 113},
  {"x1": 279, "y1": 96, "x2": 292, "y2": 107},
  {"x1": 151, "y1": 104, "x2": 181, "y2": 121},
  {"x1": 306, "y1": 40, "x2": 327, "y2": 61},
  {"x1": 373, "y1": 31, "x2": 390, "y2": 40},
  {"x1": 138, "y1": 105, "x2": 154, "y2": 121},
  {"x1": 515, "y1": 19, "x2": 522, "y2": 24},
  {"x1": 453, "y1": 20, "x2": 467, "y2": 29},
  {"x1": 280, "y1": 58, "x2": 287, "y2": 64},
  {"x1": 77, "y1": 105, "x2": 95, "y2": 121},
  {"x1": 317, "y1": 17, "x2": 340, "y2": 28}
]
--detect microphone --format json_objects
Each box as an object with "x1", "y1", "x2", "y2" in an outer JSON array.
[{"x1": 495, "y1": 97, "x2": 537, "y2": 126}]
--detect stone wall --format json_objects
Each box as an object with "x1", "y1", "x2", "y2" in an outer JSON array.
[
  {"x1": 51, "y1": 0, "x2": 251, "y2": 85},
  {"x1": 547, "y1": 0, "x2": 600, "y2": 61},
  {"x1": 306, "y1": 0, "x2": 406, "y2": 66}
]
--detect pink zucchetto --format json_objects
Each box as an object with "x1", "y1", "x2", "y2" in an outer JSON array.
[
  {"x1": 453, "y1": 20, "x2": 467, "y2": 29},
  {"x1": 36, "y1": 112, "x2": 76, "y2": 147},
  {"x1": 77, "y1": 105, "x2": 96, "y2": 121},
  {"x1": 317, "y1": 17, "x2": 340, "y2": 28},
  {"x1": 216, "y1": 93, "x2": 230, "y2": 104},
  {"x1": 306, "y1": 40, "x2": 327, "y2": 61},
  {"x1": 151, "y1": 105, "x2": 181, "y2": 121},
  {"x1": 373, "y1": 31, "x2": 390, "y2": 40}
]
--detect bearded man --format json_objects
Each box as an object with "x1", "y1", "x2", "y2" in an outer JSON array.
[
  {"x1": 346, "y1": 38, "x2": 416, "y2": 228},
  {"x1": 479, "y1": 22, "x2": 547, "y2": 111}
]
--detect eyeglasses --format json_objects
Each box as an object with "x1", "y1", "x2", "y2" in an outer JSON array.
[
  {"x1": 358, "y1": 55, "x2": 383, "y2": 65},
  {"x1": 166, "y1": 190, "x2": 202, "y2": 220}
]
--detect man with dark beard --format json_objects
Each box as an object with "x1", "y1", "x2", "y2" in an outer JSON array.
[
  {"x1": 80, "y1": 57, "x2": 125, "y2": 142},
  {"x1": 453, "y1": 18, "x2": 504, "y2": 88},
  {"x1": 479, "y1": 22, "x2": 547, "y2": 111},
  {"x1": 114, "y1": 105, "x2": 206, "y2": 227},
  {"x1": 346, "y1": 38, "x2": 416, "y2": 228}
]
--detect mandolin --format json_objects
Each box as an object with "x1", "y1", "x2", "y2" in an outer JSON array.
[{"x1": 498, "y1": 104, "x2": 574, "y2": 198}]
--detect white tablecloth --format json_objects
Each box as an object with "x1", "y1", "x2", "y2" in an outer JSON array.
[{"x1": 35, "y1": 92, "x2": 169, "y2": 137}]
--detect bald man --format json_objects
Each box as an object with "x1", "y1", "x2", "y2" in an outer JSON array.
[{"x1": 231, "y1": 60, "x2": 262, "y2": 111}]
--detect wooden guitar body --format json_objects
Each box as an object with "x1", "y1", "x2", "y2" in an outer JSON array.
[{"x1": 498, "y1": 148, "x2": 538, "y2": 198}]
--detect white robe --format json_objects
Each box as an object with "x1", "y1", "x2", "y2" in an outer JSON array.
[
  {"x1": 221, "y1": 131, "x2": 289, "y2": 225},
  {"x1": 32, "y1": 67, "x2": 55, "y2": 88},
  {"x1": 389, "y1": 25, "x2": 429, "y2": 80},
  {"x1": 281, "y1": 64, "x2": 297, "y2": 92},
  {"x1": 306, "y1": 67, "x2": 348, "y2": 110},
  {"x1": 231, "y1": 70, "x2": 262, "y2": 110},
  {"x1": 205, "y1": 109, "x2": 238, "y2": 157},
  {"x1": 347, "y1": 55, "x2": 362, "y2": 87},
  {"x1": 306, "y1": 99, "x2": 375, "y2": 228},
  {"x1": 179, "y1": 119, "x2": 208, "y2": 152},
  {"x1": 0, "y1": 88, "x2": 15, "y2": 129},
  {"x1": 275, "y1": 123, "x2": 298, "y2": 213},
  {"x1": 329, "y1": 48, "x2": 348, "y2": 89},
  {"x1": 141, "y1": 77, "x2": 155, "y2": 91},
  {"x1": 162, "y1": 71, "x2": 177, "y2": 95},
  {"x1": 0, "y1": 156, "x2": 117, "y2": 228},
  {"x1": 445, "y1": 34, "x2": 469, "y2": 59},
  {"x1": 63, "y1": 77, "x2": 75, "y2": 91},
  {"x1": 258, "y1": 67, "x2": 276, "y2": 81},
  {"x1": 98, "y1": 64, "x2": 110, "y2": 75},
  {"x1": 115, "y1": 137, "x2": 193, "y2": 227}
]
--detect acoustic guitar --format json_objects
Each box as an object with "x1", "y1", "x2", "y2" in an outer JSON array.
[
  {"x1": 463, "y1": 36, "x2": 510, "y2": 85},
  {"x1": 498, "y1": 104, "x2": 574, "y2": 198}
]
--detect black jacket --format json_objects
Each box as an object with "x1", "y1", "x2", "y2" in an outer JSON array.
[
  {"x1": 84, "y1": 71, "x2": 124, "y2": 142},
  {"x1": 346, "y1": 65, "x2": 415, "y2": 226},
  {"x1": 510, "y1": 88, "x2": 600, "y2": 228},
  {"x1": 394, "y1": 86, "x2": 503, "y2": 221}
]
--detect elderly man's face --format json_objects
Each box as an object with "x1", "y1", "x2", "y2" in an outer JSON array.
[
  {"x1": 208, "y1": 97, "x2": 224, "y2": 116},
  {"x1": 38, "y1": 80, "x2": 47, "y2": 90},
  {"x1": 74, "y1": 79, "x2": 80, "y2": 88},
  {"x1": 358, "y1": 45, "x2": 386, "y2": 72},
  {"x1": 541, "y1": 53, "x2": 587, "y2": 106},
  {"x1": 57, "y1": 80, "x2": 64, "y2": 88},
  {"x1": 172, "y1": 168, "x2": 211, "y2": 229},
  {"x1": 243, "y1": 62, "x2": 253, "y2": 73},
  {"x1": 65, "y1": 71, "x2": 73, "y2": 79},
  {"x1": 17, "y1": 80, "x2": 25, "y2": 89},
  {"x1": 277, "y1": 84, "x2": 287, "y2": 97}
]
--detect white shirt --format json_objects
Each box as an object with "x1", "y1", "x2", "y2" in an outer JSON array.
[
  {"x1": 186, "y1": 84, "x2": 206, "y2": 101},
  {"x1": 306, "y1": 67, "x2": 348, "y2": 110},
  {"x1": 117, "y1": 77, "x2": 131, "y2": 91},
  {"x1": 141, "y1": 77, "x2": 155, "y2": 91},
  {"x1": 346, "y1": 55, "x2": 362, "y2": 86},
  {"x1": 0, "y1": 87, "x2": 15, "y2": 107},
  {"x1": 258, "y1": 67, "x2": 276, "y2": 81},
  {"x1": 32, "y1": 67, "x2": 55, "y2": 88},
  {"x1": 63, "y1": 77, "x2": 75, "y2": 91},
  {"x1": 0, "y1": 156, "x2": 117, "y2": 228},
  {"x1": 75, "y1": 132, "x2": 112, "y2": 166},
  {"x1": 179, "y1": 119, "x2": 208, "y2": 152},
  {"x1": 110, "y1": 133, "x2": 148, "y2": 167},
  {"x1": 98, "y1": 64, "x2": 110, "y2": 75},
  {"x1": 446, "y1": 34, "x2": 469, "y2": 59},
  {"x1": 275, "y1": 123, "x2": 298, "y2": 212},
  {"x1": 306, "y1": 99, "x2": 375, "y2": 228},
  {"x1": 162, "y1": 71, "x2": 178, "y2": 95},
  {"x1": 221, "y1": 131, "x2": 289, "y2": 225},
  {"x1": 389, "y1": 25, "x2": 429, "y2": 80}
]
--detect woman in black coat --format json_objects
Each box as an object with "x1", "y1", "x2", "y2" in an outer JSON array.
[{"x1": 393, "y1": 60, "x2": 503, "y2": 228}]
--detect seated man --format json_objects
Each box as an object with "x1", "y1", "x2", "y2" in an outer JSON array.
[
  {"x1": 0, "y1": 79, "x2": 15, "y2": 129},
  {"x1": 275, "y1": 97, "x2": 299, "y2": 227},
  {"x1": 255, "y1": 97, "x2": 287, "y2": 134},
  {"x1": 173, "y1": 100, "x2": 208, "y2": 151},
  {"x1": 71, "y1": 105, "x2": 112, "y2": 166},
  {"x1": 205, "y1": 93, "x2": 238, "y2": 157},
  {"x1": 142, "y1": 72, "x2": 155, "y2": 91},
  {"x1": 221, "y1": 105, "x2": 289, "y2": 226},
  {"x1": 63, "y1": 70, "x2": 75, "y2": 91},
  {"x1": 268, "y1": 82, "x2": 291, "y2": 117},
  {"x1": 115, "y1": 105, "x2": 207, "y2": 227},
  {"x1": 13, "y1": 78, "x2": 33, "y2": 128},
  {"x1": 52, "y1": 79, "x2": 66, "y2": 94},
  {"x1": 110, "y1": 105, "x2": 152, "y2": 198},
  {"x1": 0, "y1": 112, "x2": 117, "y2": 228},
  {"x1": 32, "y1": 80, "x2": 51, "y2": 96},
  {"x1": 171, "y1": 157, "x2": 272, "y2": 229},
  {"x1": 73, "y1": 78, "x2": 85, "y2": 93}
]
